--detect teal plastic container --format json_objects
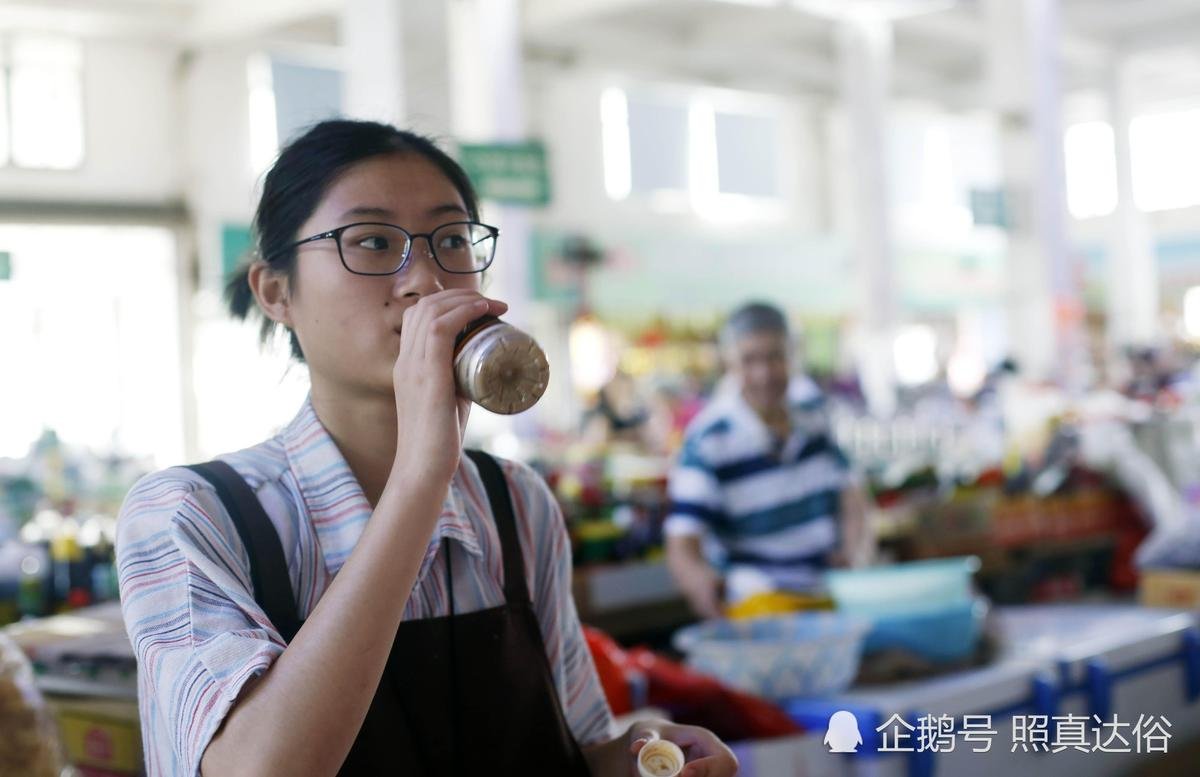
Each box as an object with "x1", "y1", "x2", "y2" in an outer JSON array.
[
  {"x1": 863, "y1": 596, "x2": 989, "y2": 660},
  {"x1": 825, "y1": 557, "x2": 986, "y2": 662},
  {"x1": 825, "y1": 556, "x2": 981, "y2": 617}
]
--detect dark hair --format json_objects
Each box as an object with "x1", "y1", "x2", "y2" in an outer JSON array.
[
  {"x1": 225, "y1": 119, "x2": 481, "y2": 360},
  {"x1": 720, "y1": 301, "x2": 790, "y2": 350}
]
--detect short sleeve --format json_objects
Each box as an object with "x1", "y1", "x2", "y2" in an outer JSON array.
[
  {"x1": 116, "y1": 469, "x2": 285, "y2": 777},
  {"x1": 502, "y1": 460, "x2": 616, "y2": 747},
  {"x1": 664, "y1": 438, "x2": 725, "y2": 538}
]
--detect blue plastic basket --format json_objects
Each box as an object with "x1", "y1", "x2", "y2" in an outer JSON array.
[{"x1": 672, "y1": 612, "x2": 871, "y2": 700}]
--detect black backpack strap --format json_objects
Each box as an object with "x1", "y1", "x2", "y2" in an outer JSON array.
[
  {"x1": 185, "y1": 460, "x2": 304, "y2": 643},
  {"x1": 463, "y1": 449, "x2": 531, "y2": 605}
]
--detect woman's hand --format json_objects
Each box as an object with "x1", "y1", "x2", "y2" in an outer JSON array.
[
  {"x1": 627, "y1": 719, "x2": 738, "y2": 777},
  {"x1": 391, "y1": 289, "x2": 507, "y2": 484}
]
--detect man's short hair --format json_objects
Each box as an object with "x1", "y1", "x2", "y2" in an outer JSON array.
[{"x1": 719, "y1": 301, "x2": 789, "y2": 350}]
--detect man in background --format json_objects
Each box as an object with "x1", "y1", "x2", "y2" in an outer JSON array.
[{"x1": 664, "y1": 302, "x2": 872, "y2": 619}]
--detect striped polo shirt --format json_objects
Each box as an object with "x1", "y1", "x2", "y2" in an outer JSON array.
[
  {"x1": 665, "y1": 379, "x2": 852, "y2": 593},
  {"x1": 116, "y1": 397, "x2": 614, "y2": 777}
]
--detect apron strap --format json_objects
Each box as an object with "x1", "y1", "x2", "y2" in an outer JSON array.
[
  {"x1": 463, "y1": 450, "x2": 531, "y2": 605},
  {"x1": 185, "y1": 461, "x2": 304, "y2": 643}
]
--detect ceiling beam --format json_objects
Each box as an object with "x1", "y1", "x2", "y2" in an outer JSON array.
[
  {"x1": 523, "y1": 0, "x2": 661, "y2": 35},
  {"x1": 1120, "y1": 19, "x2": 1200, "y2": 55},
  {"x1": 528, "y1": 20, "x2": 980, "y2": 110},
  {"x1": 0, "y1": 1, "x2": 190, "y2": 40},
  {"x1": 187, "y1": 0, "x2": 341, "y2": 43},
  {"x1": 897, "y1": 7, "x2": 1112, "y2": 75}
]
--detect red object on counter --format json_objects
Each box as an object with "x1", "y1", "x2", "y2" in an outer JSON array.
[
  {"x1": 582, "y1": 626, "x2": 803, "y2": 741},
  {"x1": 584, "y1": 626, "x2": 635, "y2": 715}
]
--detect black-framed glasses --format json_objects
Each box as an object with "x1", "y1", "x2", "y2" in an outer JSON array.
[{"x1": 273, "y1": 221, "x2": 500, "y2": 276}]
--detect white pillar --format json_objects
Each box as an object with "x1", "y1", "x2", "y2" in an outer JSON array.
[
  {"x1": 449, "y1": 0, "x2": 533, "y2": 328},
  {"x1": 1107, "y1": 57, "x2": 1158, "y2": 348},
  {"x1": 341, "y1": 0, "x2": 454, "y2": 137},
  {"x1": 984, "y1": 0, "x2": 1081, "y2": 386},
  {"x1": 838, "y1": 16, "x2": 897, "y2": 417},
  {"x1": 341, "y1": 0, "x2": 405, "y2": 125}
]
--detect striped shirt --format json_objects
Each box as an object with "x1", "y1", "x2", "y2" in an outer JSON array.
[
  {"x1": 665, "y1": 380, "x2": 853, "y2": 593},
  {"x1": 116, "y1": 397, "x2": 614, "y2": 777}
]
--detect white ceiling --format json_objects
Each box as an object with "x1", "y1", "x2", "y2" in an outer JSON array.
[
  {"x1": 521, "y1": 0, "x2": 1200, "y2": 108},
  {"x1": 2, "y1": 0, "x2": 1199, "y2": 107}
]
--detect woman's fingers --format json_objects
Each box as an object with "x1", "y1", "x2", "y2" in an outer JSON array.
[
  {"x1": 680, "y1": 754, "x2": 739, "y2": 777},
  {"x1": 398, "y1": 291, "x2": 507, "y2": 365},
  {"x1": 661, "y1": 725, "x2": 739, "y2": 777}
]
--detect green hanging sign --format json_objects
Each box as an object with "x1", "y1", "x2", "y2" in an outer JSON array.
[
  {"x1": 458, "y1": 141, "x2": 551, "y2": 207},
  {"x1": 222, "y1": 223, "x2": 253, "y2": 280},
  {"x1": 0, "y1": 251, "x2": 10, "y2": 281},
  {"x1": 969, "y1": 188, "x2": 1009, "y2": 229}
]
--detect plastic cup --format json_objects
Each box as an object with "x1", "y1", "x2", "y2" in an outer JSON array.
[{"x1": 638, "y1": 738, "x2": 685, "y2": 777}]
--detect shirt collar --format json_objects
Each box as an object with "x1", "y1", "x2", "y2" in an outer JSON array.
[
  {"x1": 278, "y1": 395, "x2": 483, "y2": 579},
  {"x1": 711, "y1": 377, "x2": 825, "y2": 459}
]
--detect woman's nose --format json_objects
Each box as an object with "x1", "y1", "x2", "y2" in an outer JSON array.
[{"x1": 393, "y1": 242, "x2": 445, "y2": 298}]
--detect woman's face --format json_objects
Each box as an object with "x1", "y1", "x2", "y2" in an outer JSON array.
[{"x1": 283, "y1": 152, "x2": 481, "y2": 397}]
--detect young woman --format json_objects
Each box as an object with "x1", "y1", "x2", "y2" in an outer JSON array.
[{"x1": 116, "y1": 119, "x2": 738, "y2": 777}]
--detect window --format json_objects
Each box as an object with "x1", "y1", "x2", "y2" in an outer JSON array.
[
  {"x1": 247, "y1": 53, "x2": 343, "y2": 176},
  {"x1": 271, "y1": 59, "x2": 343, "y2": 145},
  {"x1": 1185, "y1": 286, "x2": 1200, "y2": 340},
  {"x1": 0, "y1": 34, "x2": 85, "y2": 169},
  {"x1": 1130, "y1": 108, "x2": 1200, "y2": 212},
  {"x1": 1064, "y1": 121, "x2": 1117, "y2": 219},
  {"x1": 627, "y1": 94, "x2": 690, "y2": 194},
  {"x1": 714, "y1": 110, "x2": 780, "y2": 197},
  {"x1": 0, "y1": 225, "x2": 182, "y2": 465},
  {"x1": 601, "y1": 86, "x2": 785, "y2": 216}
]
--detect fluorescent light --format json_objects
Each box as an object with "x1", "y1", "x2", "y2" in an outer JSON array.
[
  {"x1": 1130, "y1": 108, "x2": 1200, "y2": 212},
  {"x1": 688, "y1": 99, "x2": 719, "y2": 217},
  {"x1": 893, "y1": 324, "x2": 939, "y2": 386},
  {"x1": 1185, "y1": 286, "x2": 1200, "y2": 340},
  {"x1": 601, "y1": 87, "x2": 632, "y2": 200},
  {"x1": 1064, "y1": 121, "x2": 1117, "y2": 219},
  {"x1": 947, "y1": 350, "x2": 986, "y2": 397},
  {"x1": 569, "y1": 316, "x2": 618, "y2": 392},
  {"x1": 247, "y1": 54, "x2": 279, "y2": 177}
]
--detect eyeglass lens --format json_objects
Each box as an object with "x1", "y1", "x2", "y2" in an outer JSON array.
[{"x1": 338, "y1": 223, "x2": 496, "y2": 275}]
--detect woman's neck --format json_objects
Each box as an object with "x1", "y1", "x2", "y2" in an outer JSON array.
[{"x1": 309, "y1": 383, "x2": 399, "y2": 508}]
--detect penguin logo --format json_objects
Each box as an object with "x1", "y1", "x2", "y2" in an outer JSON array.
[{"x1": 824, "y1": 710, "x2": 863, "y2": 753}]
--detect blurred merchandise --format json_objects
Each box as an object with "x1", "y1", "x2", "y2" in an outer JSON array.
[
  {"x1": 0, "y1": 629, "x2": 66, "y2": 777},
  {"x1": 3, "y1": 602, "x2": 139, "y2": 776},
  {"x1": 583, "y1": 626, "x2": 803, "y2": 743},
  {"x1": 49, "y1": 695, "x2": 141, "y2": 777},
  {"x1": 725, "y1": 591, "x2": 834, "y2": 620},
  {"x1": 1140, "y1": 568, "x2": 1200, "y2": 609},
  {"x1": 0, "y1": 430, "x2": 140, "y2": 625}
]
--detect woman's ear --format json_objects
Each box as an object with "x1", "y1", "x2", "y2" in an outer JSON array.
[{"x1": 248, "y1": 261, "x2": 292, "y2": 326}]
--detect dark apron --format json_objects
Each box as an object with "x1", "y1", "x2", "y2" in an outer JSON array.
[{"x1": 187, "y1": 450, "x2": 592, "y2": 776}]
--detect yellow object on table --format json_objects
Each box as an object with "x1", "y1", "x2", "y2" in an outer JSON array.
[
  {"x1": 49, "y1": 696, "x2": 142, "y2": 775},
  {"x1": 725, "y1": 591, "x2": 835, "y2": 619}
]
